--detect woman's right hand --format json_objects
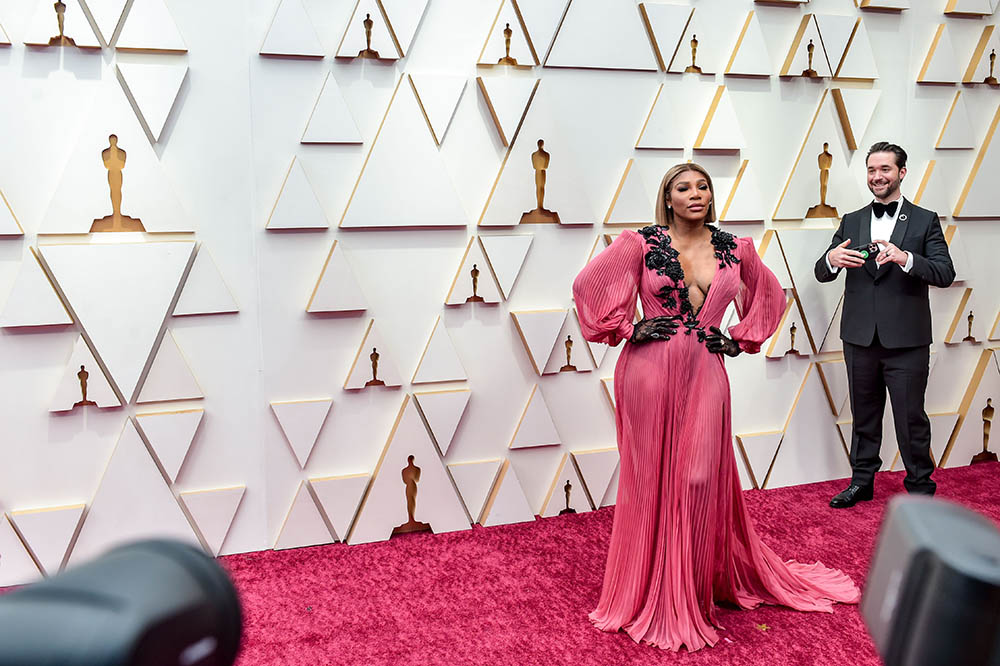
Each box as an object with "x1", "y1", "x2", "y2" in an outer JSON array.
[{"x1": 629, "y1": 316, "x2": 680, "y2": 344}]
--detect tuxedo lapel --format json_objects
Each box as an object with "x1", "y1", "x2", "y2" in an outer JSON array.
[
  {"x1": 857, "y1": 206, "x2": 877, "y2": 279},
  {"x1": 874, "y1": 199, "x2": 911, "y2": 281}
]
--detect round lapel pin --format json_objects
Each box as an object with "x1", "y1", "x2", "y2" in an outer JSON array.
[{"x1": 899, "y1": 214, "x2": 908, "y2": 222}]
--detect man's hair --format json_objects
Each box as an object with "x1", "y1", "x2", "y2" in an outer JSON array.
[{"x1": 867, "y1": 142, "x2": 907, "y2": 169}]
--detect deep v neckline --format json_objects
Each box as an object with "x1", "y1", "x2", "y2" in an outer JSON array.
[{"x1": 638, "y1": 224, "x2": 741, "y2": 322}]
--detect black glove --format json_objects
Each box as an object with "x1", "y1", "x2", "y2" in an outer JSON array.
[
  {"x1": 629, "y1": 316, "x2": 680, "y2": 344},
  {"x1": 705, "y1": 326, "x2": 741, "y2": 357}
]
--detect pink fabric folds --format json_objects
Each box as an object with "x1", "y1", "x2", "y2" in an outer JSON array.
[{"x1": 572, "y1": 228, "x2": 860, "y2": 652}]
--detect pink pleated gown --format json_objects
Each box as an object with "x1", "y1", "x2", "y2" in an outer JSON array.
[{"x1": 573, "y1": 226, "x2": 860, "y2": 651}]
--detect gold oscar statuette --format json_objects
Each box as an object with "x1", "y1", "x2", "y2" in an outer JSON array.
[
  {"x1": 48, "y1": 0, "x2": 77, "y2": 46},
  {"x1": 391, "y1": 455, "x2": 432, "y2": 535},
  {"x1": 802, "y1": 39, "x2": 818, "y2": 78},
  {"x1": 498, "y1": 22, "x2": 519, "y2": 66},
  {"x1": 684, "y1": 34, "x2": 702, "y2": 74},
  {"x1": 90, "y1": 135, "x2": 146, "y2": 233},
  {"x1": 972, "y1": 398, "x2": 998, "y2": 464},
  {"x1": 785, "y1": 322, "x2": 799, "y2": 356},
  {"x1": 466, "y1": 263, "x2": 485, "y2": 303},
  {"x1": 805, "y1": 142, "x2": 840, "y2": 219},
  {"x1": 365, "y1": 347, "x2": 386, "y2": 387},
  {"x1": 519, "y1": 139, "x2": 561, "y2": 224},
  {"x1": 985, "y1": 49, "x2": 998, "y2": 86},
  {"x1": 72, "y1": 364, "x2": 97, "y2": 408},
  {"x1": 559, "y1": 479, "x2": 576, "y2": 515},
  {"x1": 963, "y1": 310, "x2": 977, "y2": 343},
  {"x1": 560, "y1": 335, "x2": 577, "y2": 372},
  {"x1": 357, "y1": 13, "x2": 380, "y2": 59}
]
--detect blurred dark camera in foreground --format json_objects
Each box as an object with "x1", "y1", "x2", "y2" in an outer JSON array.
[
  {"x1": 0, "y1": 539, "x2": 241, "y2": 666},
  {"x1": 863, "y1": 496, "x2": 1000, "y2": 666}
]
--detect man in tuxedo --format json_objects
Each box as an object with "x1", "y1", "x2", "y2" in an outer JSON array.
[{"x1": 815, "y1": 142, "x2": 955, "y2": 508}]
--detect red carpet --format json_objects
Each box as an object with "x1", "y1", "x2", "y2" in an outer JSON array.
[{"x1": 225, "y1": 463, "x2": 1000, "y2": 666}]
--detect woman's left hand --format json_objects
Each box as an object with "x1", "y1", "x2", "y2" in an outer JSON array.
[{"x1": 705, "y1": 326, "x2": 741, "y2": 357}]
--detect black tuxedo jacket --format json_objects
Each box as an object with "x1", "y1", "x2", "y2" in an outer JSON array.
[{"x1": 814, "y1": 199, "x2": 955, "y2": 348}]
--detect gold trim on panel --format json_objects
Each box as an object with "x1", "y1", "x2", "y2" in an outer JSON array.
[
  {"x1": 604, "y1": 159, "x2": 634, "y2": 224},
  {"x1": 963, "y1": 26, "x2": 995, "y2": 83},
  {"x1": 693, "y1": 85, "x2": 725, "y2": 149},
  {"x1": 509, "y1": 309, "x2": 565, "y2": 375},
  {"x1": 935, "y1": 91, "x2": 962, "y2": 149},
  {"x1": 954, "y1": 103, "x2": 1000, "y2": 217},
  {"x1": 913, "y1": 160, "x2": 936, "y2": 205},
  {"x1": 338, "y1": 75, "x2": 403, "y2": 227},
  {"x1": 479, "y1": 458, "x2": 513, "y2": 523},
  {"x1": 725, "y1": 12, "x2": 754, "y2": 75},
  {"x1": 940, "y1": 349, "x2": 996, "y2": 466},
  {"x1": 664, "y1": 8, "x2": 696, "y2": 72},
  {"x1": 772, "y1": 89, "x2": 829, "y2": 220},
  {"x1": 720, "y1": 159, "x2": 749, "y2": 220},
  {"x1": 444, "y1": 237, "x2": 476, "y2": 303},
  {"x1": 830, "y1": 89, "x2": 857, "y2": 151},
  {"x1": 917, "y1": 24, "x2": 945, "y2": 83},
  {"x1": 943, "y1": 287, "x2": 972, "y2": 343},
  {"x1": 779, "y1": 15, "x2": 813, "y2": 77},
  {"x1": 539, "y1": 452, "x2": 570, "y2": 514},
  {"x1": 833, "y1": 18, "x2": 862, "y2": 78},
  {"x1": 343, "y1": 318, "x2": 376, "y2": 389}
]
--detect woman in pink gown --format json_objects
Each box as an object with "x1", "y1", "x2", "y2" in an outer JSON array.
[{"x1": 573, "y1": 164, "x2": 860, "y2": 651}]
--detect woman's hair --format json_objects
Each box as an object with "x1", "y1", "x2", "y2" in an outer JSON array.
[{"x1": 654, "y1": 162, "x2": 716, "y2": 227}]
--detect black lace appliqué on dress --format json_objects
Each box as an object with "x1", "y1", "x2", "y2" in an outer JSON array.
[{"x1": 638, "y1": 224, "x2": 740, "y2": 342}]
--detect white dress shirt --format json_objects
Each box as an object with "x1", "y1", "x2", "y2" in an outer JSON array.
[{"x1": 826, "y1": 194, "x2": 914, "y2": 274}]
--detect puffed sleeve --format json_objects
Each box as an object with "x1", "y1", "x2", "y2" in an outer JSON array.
[
  {"x1": 572, "y1": 230, "x2": 643, "y2": 346},
  {"x1": 726, "y1": 236, "x2": 785, "y2": 354}
]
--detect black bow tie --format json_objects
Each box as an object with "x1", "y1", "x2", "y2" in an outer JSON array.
[{"x1": 873, "y1": 201, "x2": 899, "y2": 218}]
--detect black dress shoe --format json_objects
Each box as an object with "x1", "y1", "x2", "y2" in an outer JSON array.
[{"x1": 829, "y1": 484, "x2": 874, "y2": 509}]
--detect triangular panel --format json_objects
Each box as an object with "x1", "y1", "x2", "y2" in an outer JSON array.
[
  {"x1": 604, "y1": 159, "x2": 655, "y2": 225},
  {"x1": 414, "y1": 389, "x2": 471, "y2": 457},
  {"x1": 543, "y1": 309, "x2": 595, "y2": 374},
  {"x1": 445, "y1": 237, "x2": 503, "y2": 305},
  {"x1": 665, "y1": 8, "x2": 724, "y2": 76},
  {"x1": 69, "y1": 420, "x2": 200, "y2": 564},
  {"x1": 0, "y1": 514, "x2": 41, "y2": 586},
  {"x1": 831, "y1": 88, "x2": 881, "y2": 152},
  {"x1": 274, "y1": 481, "x2": 333, "y2": 550},
  {"x1": 301, "y1": 73, "x2": 363, "y2": 145},
  {"x1": 409, "y1": 74, "x2": 467, "y2": 146},
  {"x1": 0, "y1": 190, "x2": 23, "y2": 236},
  {"x1": 478, "y1": 0, "x2": 536, "y2": 67},
  {"x1": 480, "y1": 234, "x2": 533, "y2": 299},
  {"x1": 341, "y1": 79, "x2": 467, "y2": 228},
  {"x1": 636, "y1": 84, "x2": 685, "y2": 150},
  {"x1": 259, "y1": 0, "x2": 325, "y2": 57},
  {"x1": 42, "y1": 242, "x2": 194, "y2": 402},
  {"x1": 266, "y1": 157, "x2": 330, "y2": 230},
  {"x1": 348, "y1": 395, "x2": 471, "y2": 544},
  {"x1": 115, "y1": 0, "x2": 187, "y2": 53},
  {"x1": 545, "y1": 0, "x2": 658, "y2": 71},
  {"x1": 481, "y1": 459, "x2": 535, "y2": 526},
  {"x1": 725, "y1": 11, "x2": 771, "y2": 77},
  {"x1": 9, "y1": 504, "x2": 84, "y2": 576},
  {"x1": 136, "y1": 331, "x2": 203, "y2": 404},
  {"x1": 694, "y1": 85, "x2": 744, "y2": 151},
  {"x1": 344, "y1": 319, "x2": 402, "y2": 389},
  {"x1": 963, "y1": 25, "x2": 1000, "y2": 84},
  {"x1": 448, "y1": 459, "x2": 502, "y2": 522},
  {"x1": 735, "y1": 431, "x2": 783, "y2": 489},
  {"x1": 955, "y1": 103, "x2": 1000, "y2": 218},
  {"x1": 135, "y1": 407, "x2": 203, "y2": 482},
  {"x1": 540, "y1": 453, "x2": 591, "y2": 516},
  {"x1": 1, "y1": 248, "x2": 71, "y2": 327},
  {"x1": 116, "y1": 62, "x2": 188, "y2": 142},
  {"x1": 936, "y1": 91, "x2": 974, "y2": 150},
  {"x1": 510, "y1": 309, "x2": 567, "y2": 374},
  {"x1": 476, "y1": 75, "x2": 538, "y2": 147},
  {"x1": 80, "y1": 0, "x2": 129, "y2": 46},
  {"x1": 179, "y1": 486, "x2": 245, "y2": 556},
  {"x1": 571, "y1": 447, "x2": 619, "y2": 509},
  {"x1": 509, "y1": 385, "x2": 560, "y2": 449},
  {"x1": 941, "y1": 350, "x2": 1000, "y2": 467},
  {"x1": 835, "y1": 19, "x2": 878, "y2": 80},
  {"x1": 379, "y1": 0, "x2": 428, "y2": 56},
  {"x1": 718, "y1": 160, "x2": 765, "y2": 222},
  {"x1": 918, "y1": 24, "x2": 959, "y2": 84},
  {"x1": 309, "y1": 473, "x2": 369, "y2": 541},
  {"x1": 638, "y1": 3, "x2": 691, "y2": 72},
  {"x1": 307, "y1": 240, "x2": 368, "y2": 313},
  {"x1": 173, "y1": 247, "x2": 238, "y2": 317},
  {"x1": 270, "y1": 398, "x2": 333, "y2": 468},
  {"x1": 780, "y1": 15, "x2": 833, "y2": 78},
  {"x1": 412, "y1": 316, "x2": 467, "y2": 384},
  {"x1": 50, "y1": 336, "x2": 120, "y2": 411}
]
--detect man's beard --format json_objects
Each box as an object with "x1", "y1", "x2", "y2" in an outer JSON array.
[{"x1": 869, "y1": 176, "x2": 901, "y2": 199}]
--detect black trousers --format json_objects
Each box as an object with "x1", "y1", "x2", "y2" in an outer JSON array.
[{"x1": 843, "y1": 332, "x2": 936, "y2": 494}]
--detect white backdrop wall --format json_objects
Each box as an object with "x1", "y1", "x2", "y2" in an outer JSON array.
[{"x1": 0, "y1": 0, "x2": 999, "y2": 581}]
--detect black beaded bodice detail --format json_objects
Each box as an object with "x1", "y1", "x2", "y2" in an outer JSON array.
[{"x1": 638, "y1": 224, "x2": 740, "y2": 340}]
